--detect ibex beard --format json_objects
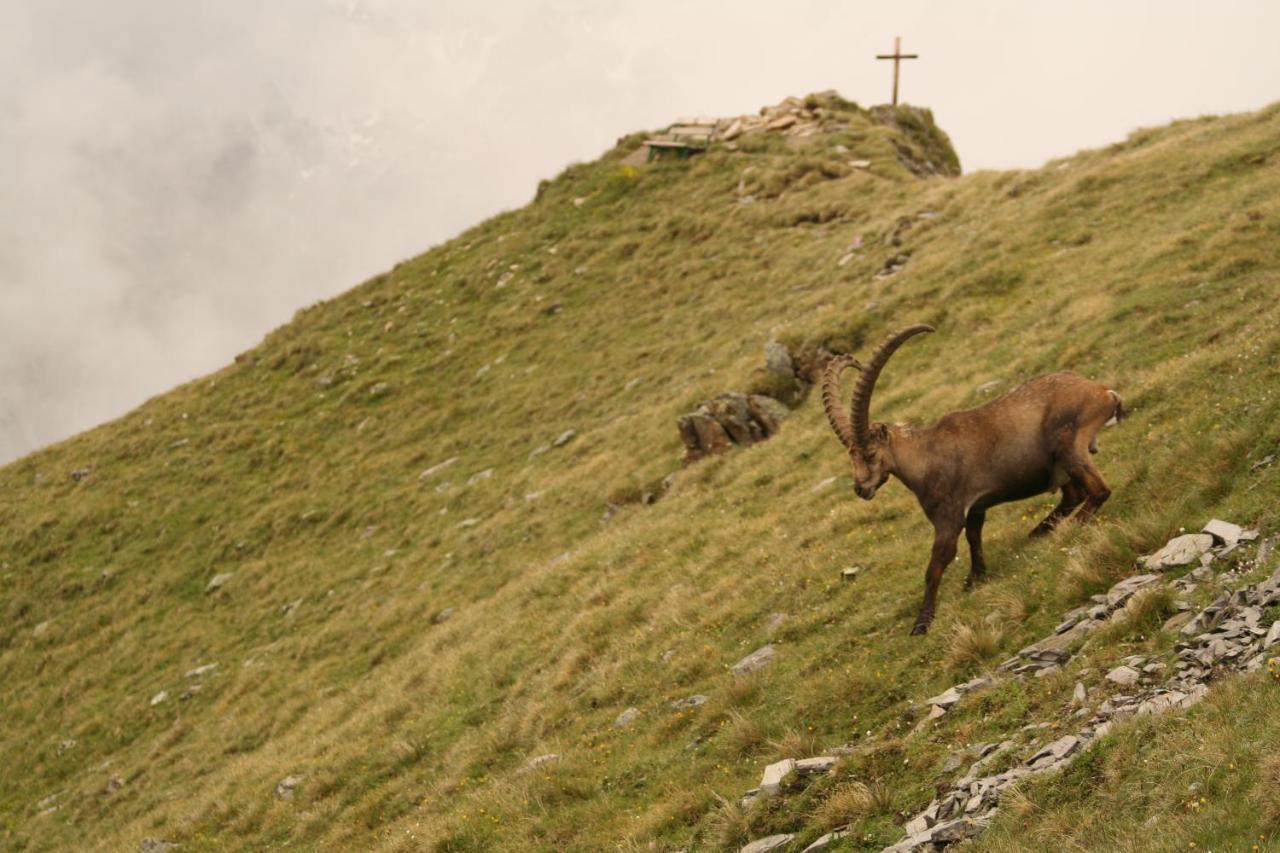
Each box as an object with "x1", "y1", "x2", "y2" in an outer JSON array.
[{"x1": 823, "y1": 324, "x2": 1124, "y2": 635}]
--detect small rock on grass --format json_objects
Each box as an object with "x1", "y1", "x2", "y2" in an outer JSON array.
[
  {"x1": 741, "y1": 834, "x2": 795, "y2": 853},
  {"x1": 184, "y1": 663, "x2": 218, "y2": 679},
  {"x1": 1105, "y1": 665, "x2": 1140, "y2": 686},
  {"x1": 275, "y1": 775, "x2": 304, "y2": 800},
  {"x1": 139, "y1": 840, "x2": 179, "y2": 853},
  {"x1": 518, "y1": 753, "x2": 560, "y2": 775},
  {"x1": 614, "y1": 707, "x2": 640, "y2": 728},
  {"x1": 205, "y1": 572, "x2": 233, "y2": 593}
]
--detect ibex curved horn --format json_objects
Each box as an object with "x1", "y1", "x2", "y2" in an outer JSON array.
[
  {"x1": 849, "y1": 324, "x2": 935, "y2": 452},
  {"x1": 821, "y1": 354, "x2": 862, "y2": 450}
]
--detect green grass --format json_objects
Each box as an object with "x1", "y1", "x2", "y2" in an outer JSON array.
[{"x1": 3, "y1": 93, "x2": 1280, "y2": 851}]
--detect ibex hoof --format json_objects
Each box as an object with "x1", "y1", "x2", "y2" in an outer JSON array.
[
  {"x1": 1028, "y1": 524, "x2": 1051, "y2": 538},
  {"x1": 910, "y1": 621, "x2": 930, "y2": 636}
]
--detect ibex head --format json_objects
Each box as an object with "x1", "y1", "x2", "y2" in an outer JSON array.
[{"x1": 821, "y1": 324, "x2": 935, "y2": 499}]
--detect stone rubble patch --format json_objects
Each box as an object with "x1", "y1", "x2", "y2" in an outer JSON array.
[{"x1": 737, "y1": 519, "x2": 1275, "y2": 852}]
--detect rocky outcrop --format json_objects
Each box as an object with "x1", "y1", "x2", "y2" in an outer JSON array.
[{"x1": 677, "y1": 393, "x2": 790, "y2": 463}]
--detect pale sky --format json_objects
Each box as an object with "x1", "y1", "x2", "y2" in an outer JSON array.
[{"x1": 2, "y1": 0, "x2": 1279, "y2": 463}]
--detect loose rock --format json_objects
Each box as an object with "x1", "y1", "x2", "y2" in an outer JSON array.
[{"x1": 1105, "y1": 665, "x2": 1141, "y2": 686}]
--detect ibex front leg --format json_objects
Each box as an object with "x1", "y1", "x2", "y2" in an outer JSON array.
[{"x1": 911, "y1": 517, "x2": 962, "y2": 635}]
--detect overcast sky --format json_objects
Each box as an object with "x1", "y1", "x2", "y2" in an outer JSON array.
[{"x1": 3, "y1": 0, "x2": 1279, "y2": 464}]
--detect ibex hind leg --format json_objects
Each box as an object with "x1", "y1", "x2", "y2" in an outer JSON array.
[
  {"x1": 1029, "y1": 479, "x2": 1084, "y2": 537},
  {"x1": 963, "y1": 508, "x2": 987, "y2": 590}
]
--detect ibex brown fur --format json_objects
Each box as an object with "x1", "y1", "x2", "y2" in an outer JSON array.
[{"x1": 823, "y1": 324, "x2": 1124, "y2": 634}]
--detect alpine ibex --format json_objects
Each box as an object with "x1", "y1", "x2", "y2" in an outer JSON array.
[{"x1": 822, "y1": 324, "x2": 1124, "y2": 634}]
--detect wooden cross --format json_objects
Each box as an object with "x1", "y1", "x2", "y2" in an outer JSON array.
[{"x1": 876, "y1": 36, "x2": 918, "y2": 106}]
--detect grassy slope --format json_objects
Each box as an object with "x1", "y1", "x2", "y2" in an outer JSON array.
[{"x1": 3, "y1": 95, "x2": 1280, "y2": 852}]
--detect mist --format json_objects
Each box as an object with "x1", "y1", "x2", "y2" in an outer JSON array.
[{"x1": 3, "y1": 0, "x2": 1279, "y2": 463}]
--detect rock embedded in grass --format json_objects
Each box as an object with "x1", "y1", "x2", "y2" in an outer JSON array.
[
  {"x1": 139, "y1": 840, "x2": 179, "y2": 853},
  {"x1": 669, "y1": 695, "x2": 707, "y2": 710},
  {"x1": 613, "y1": 707, "x2": 640, "y2": 728},
  {"x1": 731, "y1": 645, "x2": 776, "y2": 676},
  {"x1": 740, "y1": 834, "x2": 795, "y2": 853},
  {"x1": 1105, "y1": 665, "x2": 1141, "y2": 686},
  {"x1": 418, "y1": 457, "x2": 459, "y2": 480},
  {"x1": 184, "y1": 663, "x2": 218, "y2": 679},
  {"x1": 518, "y1": 753, "x2": 560, "y2": 775},
  {"x1": 275, "y1": 775, "x2": 304, "y2": 800},
  {"x1": 205, "y1": 572, "x2": 233, "y2": 593},
  {"x1": 794, "y1": 756, "x2": 836, "y2": 775}
]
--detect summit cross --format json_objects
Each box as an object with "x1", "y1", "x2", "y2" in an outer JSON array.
[{"x1": 876, "y1": 36, "x2": 918, "y2": 106}]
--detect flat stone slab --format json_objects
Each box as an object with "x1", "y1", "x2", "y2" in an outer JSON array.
[
  {"x1": 614, "y1": 707, "x2": 640, "y2": 728},
  {"x1": 1203, "y1": 518, "x2": 1257, "y2": 546},
  {"x1": 759, "y1": 759, "x2": 795, "y2": 795},
  {"x1": 1106, "y1": 573, "x2": 1161, "y2": 607},
  {"x1": 794, "y1": 756, "x2": 836, "y2": 775},
  {"x1": 670, "y1": 695, "x2": 708, "y2": 710},
  {"x1": 741, "y1": 834, "x2": 794, "y2": 853},
  {"x1": 925, "y1": 686, "x2": 963, "y2": 709},
  {"x1": 1141, "y1": 534, "x2": 1213, "y2": 570}
]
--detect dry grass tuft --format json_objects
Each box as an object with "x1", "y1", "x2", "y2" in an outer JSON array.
[
  {"x1": 811, "y1": 779, "x2": 891, "y2": 829},
  {"x1": 705, "y1": 792, "x2": 752, "y2": 849},
  {"x1": 984, "y1": 587, "x2": 1031, "y2": 624},
  {"x1": 721, "y1": 711, "x2": 767, "y2": 758},
  {"x1": 726, "y1": 673, "x2": 762, "y2": 706},
  {"x1": 1002, "y1": 784, "x2": 1038, "y2": 820},
  {"x1": 944, "y1": 616, "x2": 1005, "y2": 672},
  {"x1": 769, "y1": 728, "x2": 823, "y2": 762}
]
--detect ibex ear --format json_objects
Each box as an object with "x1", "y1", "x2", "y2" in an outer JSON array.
[{"x1": 869, "y1": 422, "x2": 890, "y2": 443}]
